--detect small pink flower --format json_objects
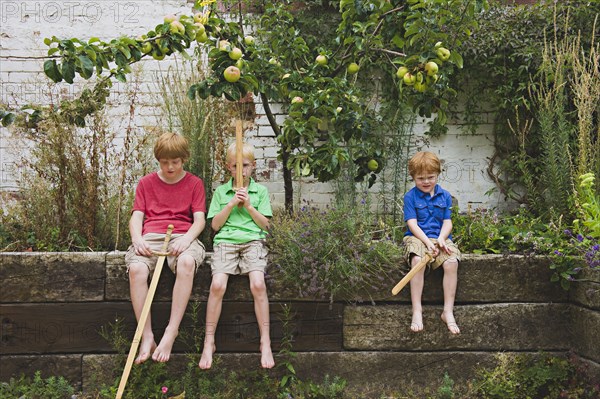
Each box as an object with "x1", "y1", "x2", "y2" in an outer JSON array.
[{"x1": 161, "y1": 386, "x2": 168, "y2": 394}]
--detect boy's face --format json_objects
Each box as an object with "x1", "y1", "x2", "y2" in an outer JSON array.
[
  {"x1": 413, "y1": 172, "x2": 438, "y2": 194},
  {"x1": 227, "y1": 157, "x2": 255, "y2": 183},
  {"x1": 158, "y1": 158, "x2": 184, "y2": 181}
]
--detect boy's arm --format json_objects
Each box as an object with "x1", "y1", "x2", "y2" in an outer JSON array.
[
  {"x1": 129, "y1": 210, "x2": 152, "y2": 256},
  {"x1": 170, "y1": 211, "x2": 206, "y2": 256},
  {"x1": 406, "y1": 219, "x2": 439, "y2": 257},
  {"x1": 437, "y1": 219, "x2": 453, "y2": 254},
  {"x1": 211, "y1": 201, "x2": 236, "y2": 232}
]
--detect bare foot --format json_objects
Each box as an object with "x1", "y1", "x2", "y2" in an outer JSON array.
[
  {"x1": 199, "y1": 341, "x2": 216, "y2": 370},
  {"x1": 441, "y1": 312, "x2": 460, "y2": 335},
  {"x1": 135, "y1": 336, "x2": 156, "y2": 364},
  {"x1": 260, "y1": 342, "x2": 275, "y2": 369},
  {"x1": 410, "y1": 312, "x2": 424, "y2": 332},
  {"x1": 152, "y1": 327, "x2": 178, "y2": 362}
]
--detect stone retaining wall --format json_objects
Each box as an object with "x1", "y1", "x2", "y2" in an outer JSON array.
[{"x1": 0, "y1": 252, "x2": 598, "y2": 393}]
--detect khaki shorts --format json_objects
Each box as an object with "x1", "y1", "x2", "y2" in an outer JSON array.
[
  {"x1": 125, "y1": 233, "x2": 206, "y2": 274},
  {"x1": 402, "y1": 235, "x2": 461, "y2": 270},
  {"x1": 211, "y1": 240, "x2": 268, "y2": 275}
]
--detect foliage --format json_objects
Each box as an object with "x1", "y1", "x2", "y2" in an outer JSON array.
[
  {"x1": 26, "y1": 0, "x2": 486, "y2": 211},
  {"x1": 267, "y1": 201, "x2": 402, "y2": 302},
  {"x1": 549, "y1": 230, "x2": 600, "y2": 290},
  {"x1": 0, "y1": 371, "x2": 74, "y2": 399},
  {"x1": 470, "y1": 352, "x2": 600, "y2": 399},
  {"x1": 456, "y1": 1, "x2": 600, "y2": 217},
  {"x1": 574, "y1": 173, "x2": 600, "y2": 238},
  {"x1": 452, "y1": 207, "x2": 561, "y2": 255},
  {"x1": 0, "y1": 77, "x2": 152, "y2": 251}
]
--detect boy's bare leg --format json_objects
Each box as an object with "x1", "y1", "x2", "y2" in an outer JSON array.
[
  {"x1": 409, "y1": 255, "x2": 426, "y2": 332},
  {"x1": 249, "y1": 271, "x2": 275, "y2": 369},
  {"x1": 153, "y1": 256, "x2": 195, "y2": 362},
  {"x1": 440, "y1": 259, "x2": 460, "y2": 334},
  {"x1": 128, "y1": 263, "x2": 156, "y2": 364},
  {"x1": 199, "y1": 273, "x2": 229, "y2": 369}
]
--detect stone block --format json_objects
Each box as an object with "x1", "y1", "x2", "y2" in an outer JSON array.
[
  {"x1": 0, "y1": 252, "x2": 105, "y2": 302},
  {"x1": 570, "y1": 306, "x2": 600, "y2": 364},
  {"x1": 343, "y1": 303, "x2": 571, "y2": 351}
]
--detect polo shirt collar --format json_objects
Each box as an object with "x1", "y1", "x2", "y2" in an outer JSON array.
[
  {"x1": 416, "y1": 184, "x2": 440, "y2": 198},
  {"x1": 225, "y1": 178, "x2": 259, "y2": 194}
]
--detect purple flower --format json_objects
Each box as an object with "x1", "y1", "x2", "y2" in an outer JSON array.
[
  {"x1": 577, "y1": 234, "x2": 584, "y2": 242},
  {"x1": 593, "y1": 244, "x2": 599, "y2": 251},
  {"x1": 554, "y1": 250, "x2": 563, "y2": 256},
  {"x1": 564, "y1": 229, "x2": 573, "y2": 237}
]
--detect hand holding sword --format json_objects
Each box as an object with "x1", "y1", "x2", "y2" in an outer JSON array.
[{"x1": 391, "y1": 243, "x2": 439, "y2": 296}]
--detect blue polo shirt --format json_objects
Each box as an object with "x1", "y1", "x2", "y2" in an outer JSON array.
[{"x1": 403, "y1": 184, "x2": 453, "y2": 239}]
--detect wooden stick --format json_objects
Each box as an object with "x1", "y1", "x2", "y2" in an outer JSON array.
[
  {"x1": 391, "y1": 252, "x2": 433, "y2": 296},
  {"x1": 235, "y1": 119, "x2": 243, "y2": 189},
  {"x1": 116, "y1": 224, "x2": 174, "y2": 399}
]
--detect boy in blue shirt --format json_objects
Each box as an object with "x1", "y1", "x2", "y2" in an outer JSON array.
[
  {"x1": 199, "y1": 142, "x2": 274, "y2": 369},
  {"x1": 403, "y1": 151, "x2": 461, "y2": 334}
]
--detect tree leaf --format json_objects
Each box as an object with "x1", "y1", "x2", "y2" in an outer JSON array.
[{"x1": 43, "y1": 60, "x2": 62, "y2": 83}]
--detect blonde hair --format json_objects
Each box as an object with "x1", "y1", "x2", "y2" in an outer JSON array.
[
  {"x1": 408, "y1": 151, "x2": 441, "y2": 177},
  {"x1": 226, "y1": 142, "x2": 255, "y2": 163},
  {"x1": 154, "y1": 132, "x2": 190, "y2": 162}
]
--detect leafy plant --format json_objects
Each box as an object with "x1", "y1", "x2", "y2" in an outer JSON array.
[
  {"x1": 267, "y1": 201, "x2": 402, "y2": 302},
  {"x1": 0, "y1": 371, "x2": 74, "y2": 399},
  {"x1": 471, "y1": 352, "x2": 599, "y2": 399}
]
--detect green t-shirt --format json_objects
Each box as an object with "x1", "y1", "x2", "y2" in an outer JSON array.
[{"x1": 207, "y1": 178, "x2": 273, "y2": 244}]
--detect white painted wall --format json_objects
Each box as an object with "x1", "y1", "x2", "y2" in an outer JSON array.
[{"x1": 0, "y1": 0, "x2": 509, "y2": 212}]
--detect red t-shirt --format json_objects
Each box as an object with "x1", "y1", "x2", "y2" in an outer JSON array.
[{"x1": 133, "y1": 172, "x2": 206, "y2": 235}]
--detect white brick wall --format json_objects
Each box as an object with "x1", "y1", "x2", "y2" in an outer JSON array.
[{"x1": 0, "y1": 0, "x2": 509, "y2": 211}]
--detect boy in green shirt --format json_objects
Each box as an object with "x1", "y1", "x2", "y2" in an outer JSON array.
[{"x1": 199, "y1": 142, "x2": 274, "y2": 369}]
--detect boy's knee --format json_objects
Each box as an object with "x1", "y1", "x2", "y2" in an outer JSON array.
[
  {"x1": 443, "y1": 259, "x2": 459, "y2": 271},
  {"x1": 128, "y1": 263, "x2": 149, "y2": 280},
  {"x1": 176, "y1": 256, "x2": 195, "y2": 276},
  {"x1": 210, "y1": 279, "x2": 228, "y2": 296},
  {"x1": 250, "y1": 279, "x2": 267, "y2": 295}
]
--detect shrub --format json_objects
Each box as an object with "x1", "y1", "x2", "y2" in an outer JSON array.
[
  {"x1": 267, "y1": 202, "x2": 402, "y2": 302},
  {"x1": 0, "y1": 371, "x2": 74, "y2": 399}
]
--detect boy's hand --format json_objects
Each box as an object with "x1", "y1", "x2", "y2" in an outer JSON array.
[
  {"x1": 133, "y1": 238, "x2": 153, "y2": 257},
  {"x1": 437, "y1": 239, "x2": 452, "y2": 255},
  {"x1": 234, "y1": 187, "x2": 251, "y2": 208},
  {"x1": 170, "y1": 236, "x2": 191, "y2": 256},
  {"x1": 426, "y1": 241, "x2": 440, "y2": 258}
]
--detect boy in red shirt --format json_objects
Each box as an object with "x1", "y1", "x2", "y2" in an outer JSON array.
[{"x1": 125, "y1": 132, "x2": 206, "y2": 363}]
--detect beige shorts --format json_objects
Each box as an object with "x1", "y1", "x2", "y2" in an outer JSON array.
[
  {"x1": 125, "y1": 233, "x2": 206, "y2": 274},
  {"x1": 211, "y1": 240, "x2": 268, "y2": 275},
  {"x1": 402, "y1": 235, "x2": 461, "y2": 270}
]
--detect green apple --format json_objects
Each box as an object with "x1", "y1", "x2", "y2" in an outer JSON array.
[
  {"x1": 291, "y1": 96, "x2": 304, "y2": 104},
  {"x1": 336, "y1": 106, "x2": 343, "y2": 113},
  {"x1": 244, "y1": 35, "x2": 255, "y2": 45},
  {"x1": 193, "y1": 12, "x2": 205, "y2": 23},
  {"x1": 396, "y1": 66, "x2": 409, "y2": 79},
  {"x1": 219, "y1": 40, "x2": 230, "y2": 51},
  {"x1": 164, "y1": 14, "x2": 177, "y2": 23},
  {"x1": 416, "y1": 71, "x2": 424, "y2": 84},
  {"x1": 229, "y1": 47, "x2": 243, "y2": 60},
  {"x1": 269, "y1": 57, "x2": 281, "y2": 66},
  {"x1": 196, "y1": 31, "x2": 208, "y2": 43},
  {"x1": 403, "y1": 72, "x2": 416, "y2": 85},
  {"x1": 315, "y1": 55, "x2": 327, "y2": 66},
  {"x1": 436, "y1": 47, "x2": 450, "y2": 61},
  {"x1": 194, "y1": 22, "x2": 205, "y2": 35},
  {"x1": 152, "y1": 50, "x2": 165, "y2": 60},
  {"x1": 141, "y1": 42, "x2": 152, "y2": 54},
  {"x1": 223, "y1": 66, "x2": 241, "y2": 83},
  {"x1": 170, "y1": 20, "x2": 185, "y2": 35},
  {"x1": 367, "y1": 159, "x2": 379, "y2": 171},
  {"x1": 235, "y1": 59, "x2": 245, "y2": 69},
  {"x1": 414, "y1": 81, "x2": 428, "y2": 92},
  {"x1": 347, "y1": 62, "x2": 359, "y2": 74},
  {"x1": 424, "y1": 61, "x2": 439, "y2": 76}
]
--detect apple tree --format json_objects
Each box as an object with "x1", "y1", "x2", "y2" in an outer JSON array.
[{"x1": 31, "y1": 0, "x2": 485, "y2": 210}]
